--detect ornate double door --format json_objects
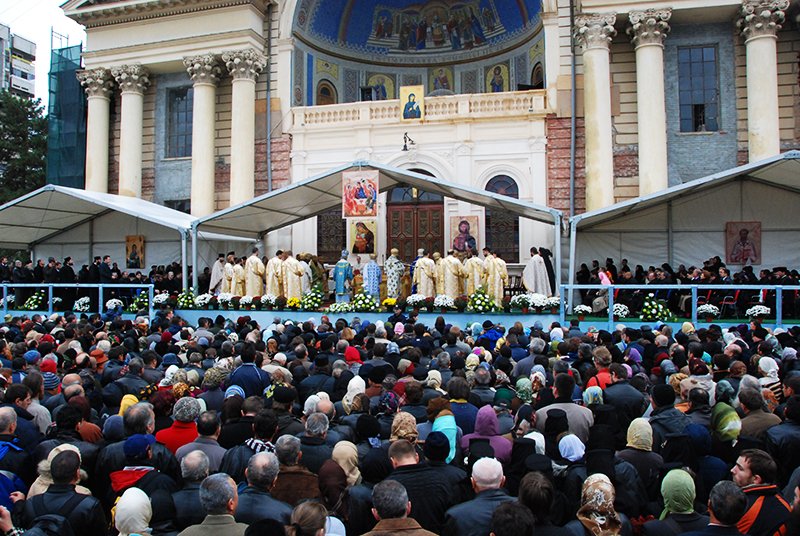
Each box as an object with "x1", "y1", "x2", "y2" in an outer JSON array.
[{"x1": 387, "y1": 203, "x2": 443, "y2": 262}]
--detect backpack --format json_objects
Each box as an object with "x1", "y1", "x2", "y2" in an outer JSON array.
[{"x1": 25, "y1": 492, "x2": 89, "y2": 536}]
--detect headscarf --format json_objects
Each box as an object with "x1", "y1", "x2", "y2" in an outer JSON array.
[
  {"x1": 119, "y1": 394, "x2": 139, "y2": 416},
  {"x1": 583, "y1": 386, "x2": 603, "y2": 407},
  {"x1": 758, "y1": 356, "x2": 780, "y2": 382},
  {"x1": 466, "y1": 354, "x2": 480, "y2": 371},
  {"x1": 559, "y1": 434, "x2": 585, "y2": 462},
  {"x1": 715, "y1": 379, "x2": 735, "y2": 405},
  {"x1": 681, "y1": 322, "x2": 696, "y2": 335},
  {"x1": 342, "y1": 375, "x2": 365, "y2": 415},
  {"x1": 660, "y1": 469, "x2": 695, "y2": 519},
  {"x1": 471, "y1": 322, "x2": 482, "y2": 337},
  {"x1": 710, "y1": 401, "x2": 741, "y2": 442},
  {"x1": 550, "y1": 327, "x2": 563, "y2": 342},
  {"x1": 782, "y1": 347, "x2": 797, "y2": 362},
  {"x1": 331, "y1": 441, "x2": 361, "y2": 487},
  {"x1": 426, "y1": 370, "x2": 445, "y2": 393},
  {"x1": 627, "y1": 348, "x2": 642, "y2": 364},
  {"x1": 531, "y1": 369, "x2": 547, "y2": 393},
  {"x1": 390, "y1": 411, "x2": 419, "y2": 444},
  {"x1": 516, "y1": 378, "x2": 533, "y2": 404},
  {"x1": 115, "y1": 487, "x2": 152, "y2": 536},
  {"x1": 159, "y1": 365, "x2": 179, "y2": 387},
  {"x1": 576, "y1": 473, "x2": 622, "y2": 536},
  {"x1": 432, "y1": 412, "x2": 458, "y2": 464},
  {"x1": 626, "y1": 418, "x2": 653, "y2": 452}
]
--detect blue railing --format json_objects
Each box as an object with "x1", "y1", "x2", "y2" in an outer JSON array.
[
  {"x1": 0, "y1": 283, "x2": 154, "y2": 318},
  {"x1": 560, "y1": 283, "x2": 800, "y2": 329}
]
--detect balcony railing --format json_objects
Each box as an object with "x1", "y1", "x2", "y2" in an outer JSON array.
[{"x1": 292, "y1": 90, "x2": 548, "y2": 129}]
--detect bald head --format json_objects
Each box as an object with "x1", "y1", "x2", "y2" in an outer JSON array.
[
  {"x1": 181, "y1": 450, "x2": 210, "y2": 482},
  {"x1": 246, "y1": 451, "x2": 280, "y2": 490},
  {"x1": 316, "y1": 399, "x2": 335, "y2": 420},
  {"x1": 471, "y1": 457, "x2": 504, "y2": 491},
  {"x1": 61, "y1": 374, "x2": 81, "y2": 388}
]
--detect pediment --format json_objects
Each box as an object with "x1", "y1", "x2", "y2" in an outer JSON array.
[{"x1": 63, "y1": 0, "x2": 269, "y2": 28}]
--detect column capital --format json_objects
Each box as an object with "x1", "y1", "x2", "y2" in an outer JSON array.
[
  {"x1": 184, "y1": 54, "x2": 223, "y2": 86},
  {"x1": 575, "y1": 13, "x2": 617, "y2": 51},
  {"x1": 111, "y1": 64, "x2": 151, "y2": 94},
  {"x1": 222, "y1": 48, "x2": 266, "y2": 81},
  {"x1": 738, "y1": 0, "x2": 789, "y2": 42},
  {"x1": 627, "y1": 9, "x2": 671, "y2": 49},
  {"x1": 76, "y1": 68, "x2": 113, "y2": 99}
]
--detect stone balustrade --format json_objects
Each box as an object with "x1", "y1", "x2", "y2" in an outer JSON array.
[{"x1": 292, "y1": 89, "x2": 547, "y2": 129}]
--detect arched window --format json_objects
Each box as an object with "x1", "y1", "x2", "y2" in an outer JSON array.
[
  {"x1": 485, "y1": 175, "x2": 519, "y2": 262},
  {"x1": 316, "y1": 80, "x2": 337, "y2": 105},
  {"x1": 531, "y1": 62, "x2": 544, "y2": 90}
]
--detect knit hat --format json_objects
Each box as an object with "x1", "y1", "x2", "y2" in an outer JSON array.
[
  {"x1": 23, "y1": 350, "x2": 41, "y2": 364},
  {"x1": 272, "y1": 385, "x2": 297, "y2": 404},
  {"x1": 224, "y1": 385, "x2": 245, "y2": 399},
  {"x1": 40, "y1": 359, "x2": 57, "y2": 374},
  {"x1": 43, "y1": 372, "x2": 60, "y2": 391},
  {"x1": 423, "y1": 431, "x2": 450, "y2": 462},
  {"x1": 652, "y1": 384, "x2": 676, "y2": 407},
  {"x1": 344, "y1": 346, "x2": 362, "y2": 364},
  {"x1": 173, "y1": 397, "x2": 201, "y2": 422}
]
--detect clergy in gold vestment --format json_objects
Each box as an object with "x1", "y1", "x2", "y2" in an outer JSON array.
[
  {"x1": 221, "y1": 252, "x2": 235, "y2": 293},
  {"x1": 486, "y1": 250, "x2": 508, "y2": 304},
  {"x1": 244, "y1": 247, "x2": 265, "y2": 297},
  {"x1": 463, "y1": 251, "x2": 485, "y2": 295},
  {"x1": 413, "y1": 252, "x2": 437, "y2": 298},
  {"x1": 233, "y1": 257, "x2": 246, "y2": 296},
  {"x1": 443, "y1": 250, "x2": 464, "y2": 297},
  {"x1": 265, "y1": 250, "x2": 284, "y2": 297},
  {"x1": 432, "y1": 252, "x2": 445, "y2": 295},
  {"x1": 281, "y1": 251, "x2": 304, "y2": 300}
]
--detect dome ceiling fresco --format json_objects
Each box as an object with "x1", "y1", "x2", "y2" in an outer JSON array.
[{"x1": 293, "y1": 0, "x2": 542, "y2": 66}]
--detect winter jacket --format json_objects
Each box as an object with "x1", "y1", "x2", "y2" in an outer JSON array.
[
  {"x1": 389, "y1": 462, "x2": 456, "y2": 534},
  {"x1": 108, "y1": 466, "x2": 178, "y2": 532},
  {"x1": 93, "y1": 439, "x2": 179, "y2": 503},
  {"x1": 602, "y1": 380, "x2": 648, "y2": 432},
  {"x1": 442, "y1": 488, "x2": 515, "y2": 536},
  {"x1": 299, "y1": 435, "x2": 333, "y2": 474},
  {"x1": 155, "y1": 420, "x2": 199, "y2": 453},
  {"x1": 765, "y1": 420, "x2": 800, "y2": 488},
  {"x1": 227, "y1": 363, "x2": 270, "y2": 398},
  {"x1": 738, "y1": 483, "x2": 792, "y2": 536},
  {"x1": 271, "y1": 464, "x2": 320, "y2": 506},
  {"x1": 234, "y1": 486, "x2": 292, "y2": 525},
  {"x1": 649, "y1": 406, "x2": 691, "y2": 452},
  {"x1": 534, "y1": 398, "x2": 595, "y2": 444},
  {"x1": 461, "y1": 405, "x2": 512, "y2": 463},
  {"x1": 33, "y1": 430, "x2": 101, "y2": 476},
  {"x1": 172, "y1": 481, "x2": 205, "y2": 531},
  {"x1": 21, "y1": 483, "x2": 107, "y2": 534}
]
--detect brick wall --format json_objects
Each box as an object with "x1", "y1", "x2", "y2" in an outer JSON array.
[
  {"x1": 546, "y1": 115, "x2": 585, "y2": 213},
  {"x1": 614, "y1": 146, "x2": 639, "y2": 202},
  {"x1": 214, "y1": 163, "x2": 231, "y2": 211}
]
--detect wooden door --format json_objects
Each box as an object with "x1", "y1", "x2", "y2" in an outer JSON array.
[{"x1": 388, "y1": 204, "x2": 443, "y2": 262}]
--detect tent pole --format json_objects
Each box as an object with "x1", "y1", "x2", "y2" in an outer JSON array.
[
  {"x1": 181, "y1": 231, "x2": 189, "y2": 292},
  {"x1": 191, "y1": 226, "x2": 199, "y2": 294},
  {"x1": 667, "y1": 201, "x2": 674, "y2": 267},
  {"x1": 554, "y1": 214, "x2": 562, "y2": 295},
  {"x1": 568, "y1": 219, "x2": 577, "y2": 312}
]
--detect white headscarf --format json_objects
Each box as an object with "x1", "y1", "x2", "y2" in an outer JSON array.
[
  {"x1": 559, "y1": 434, "x2": 585, "y2": 462},
  {"x1": 342, "y1": 375, "x2": 366, "y2": 414},
  {"x1": 115, "y1": 487, "x2": 152, "y2": 536},
  {"x1": 758, "y1": 356, "x2": 780, "y2": 383}
]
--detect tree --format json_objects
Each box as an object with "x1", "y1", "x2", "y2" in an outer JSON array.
[{"x1": 0, "y1": 91, "x2": 47, "y2": 204}]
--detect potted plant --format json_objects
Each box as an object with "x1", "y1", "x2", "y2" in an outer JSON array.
[
  {"x1": 529, "y1": 293, "x2": 548, "y2": 313},
  {"x1": 745, "y1": 304, "x2": 770, "y2": 324},
  {"x1": 261, "y1": 294, "x2": 277, "y2": 310},
  {"x1": 546, "y1": 296, "x2": 561, "y2": 314},
  {"x1": 239, "y1": 295, "x2": 253, "y2": 310},
  {"x1": 510, "y1": 294, "x2": 530, "y2": 313},
  {"x1": 573, "y1": 304, "x2": 591, "y2": 321},
  {"x1": 275, "y1": 296, "x2": 287, "y2": 310},
  {"x1": 467, "y1": 287, "x2": 496, "y2": 314},
  {"x1": 153, "y1": 292, "x2": 169, "y2": 310},
  {"x1": 697, "y1": 303, "x2": 720, "y2": 323},
  {"x1": 195, "y1": 293, "x2": 213, "y2": 309},
  {"x1": 454, "y1": 295, "x2": 468, "y2": 313},
  {"x1": 406, "y1": 294, "x2": 426, "y2": 313},
  {"x1": 612, "y1": 303, "x2": 629, "y2": 321},
  {"x1": 434, "y1": 294, "x2": 454, "y2": 313},
  {"x1": 382, "y1": 297, "x2": 397, "y2": 312}
]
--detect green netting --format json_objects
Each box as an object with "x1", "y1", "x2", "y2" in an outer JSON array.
[{"x1": 46, "y1": 44, "x2": 86, "y2": 188}]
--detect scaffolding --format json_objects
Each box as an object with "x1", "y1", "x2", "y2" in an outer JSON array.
[{"x1": 46, "y1": 44, "x2": 85, "y2": 188}]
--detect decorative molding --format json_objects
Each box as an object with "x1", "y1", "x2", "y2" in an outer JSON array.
[
  {"x1": 627, "y1": 9, "x2": 671, "y2": 49},
  {"x1": 222, "y1": 48, "x2": 267, "y2": 81},
  {"x1": 183, "y1": 54, "x2": 223, "y2": 85},
  {"x1": 111, "y1": 64, "x2": 150, "y2": 94},
  {"x1": 738, "y1": 0, "x2": 789, "y2": 42},
  {"x1": 574, "y1": 13, "x2": 617, "y2": 52},
  {"x1": 77, "y1": 67, "x2": 114, "y2": 98}
]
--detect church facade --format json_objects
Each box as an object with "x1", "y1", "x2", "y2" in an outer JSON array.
[{"x1": 62, "y1": 0, "x2": 800, "y2": 267}]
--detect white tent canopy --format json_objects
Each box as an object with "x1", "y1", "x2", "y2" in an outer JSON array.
[
  {"x1": 567, "y1": 151, "x2": 800, "y2": 305},
  {"x1": 192, "y1": 161, "x2": 563, "y2": 290},
  {"x1": 0, "y1": 185, "x2": 248, "y2": 287}
]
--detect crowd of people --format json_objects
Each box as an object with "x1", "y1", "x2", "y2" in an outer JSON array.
[
  {"x1": 0, "y1": 308, "x2": 794, "y2": 535},
  {"x1": 576, "y1": 257, "x2": 800, "y2": 318}
]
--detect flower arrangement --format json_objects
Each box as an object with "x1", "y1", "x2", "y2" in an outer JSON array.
[
  {"x1": 697, "y1": 304, "x2": 720, "y2": 318},
  {"x1": 326, "y1": 301, "x2": 353, "y2": 313},
  {"x1": 127, "y1": 291, "x2": 149, "y2": 313},
  {"x1": 275, "y1": 296, "x2": 288, "y2": 309},
  {"x1": 300, "y1": 289, "x2": 323, "y2": 311},
  {"x1": 217, "y1": 293, "x2": 234, "y2": 308},
  {"x1": 105, "y1": 298, "x2": 124, "y2": 311},
  {"x1": 261, "y1": 294, "x2": 277, "y2": 307},
  {"x1": 73, "y1": 296, "x2": 91, "y2": 312},
  {"x1": 177, "y1": 290, "x2": 195, "y2": 309},
  {"x1": 573, "y1": 304, "x2": 592, "y2": 315},
  {"x1": 51, "y1": 297, "x2": 62, "y2": 309},
  {"x1": 195, "y1": 293, "x2": 213, "y2": 308},
  {"x1": 510, "y1": 294, "x2": 530, "y2": 309},
  {"x1": 433, "y1": 294, "x2": 455, "y2": 310},
  {"x1": 529, "y1": 293, "x2": 549, "y2": 309},
  {"x1": 352, "y1": 291, "x2": 379, "y2": 312},
  {"x1": 640, "y1": 293, "x2": 670, "y2": 322},
  {"x1": 545, "y1": 296, "x2": 562, "y2": 310},
  {"x1": 23, "y1": 290, "x2": 46, "y2": 311},
  {"x1": 1, "y1": 294, "x2": 14, "y2": 307},
  {"x1": 286, "y1": 297, "x2": 301, "y2": 310},
  {"x1": 468, "y1": 287, "x2": 496, "y2": 313},
  {"x1": 239, "y1": 296, "x2": 253, "y2": 308},
  {"x1": 382, "y1": 297, "x2": 397, "y2": 308},
  {"x1": 454, "y1": 295, "x2": 468, "y2": 312},
  {"x1": 746, "y1": 304, "x2": 770, "y2": 318},
  {"x1": 612, "y1": 303, "x2": 630, "y2": 318},
  {"x1": 152, "y1": 293, "x2": 170, "y2": 305},
  {"x1": 406, "y1": 294, "x2": 427, "y2": 308}
]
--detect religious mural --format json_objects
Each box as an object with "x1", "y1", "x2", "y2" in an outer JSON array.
[
  {"x1": 126, "y1": 235, "x2": 145, "y2": 269},
  {"x1": 367, "y1": 73, "x2": 395, "y2": 100},
  {"x1": 429, "y1": 66, "x2": 454, "y2": 92},
  {"x1": 450, "y1": 216, "x2": 478, "y2": 254},
  {"x1": 400, "y1": 85, "x2": 425, "y2": 120},
  {"x1": 726, "y1": 221, "x2": 761, "y2": 266},
  {"x1": 342, "y1": 170, "x2": 379, "y2": 217},
  {"x1": 485, "y1": 62, "x2": 509, "y2": 92},
  {"x1": 349, "y1": 219, "x2": 377, "y2": 254}
]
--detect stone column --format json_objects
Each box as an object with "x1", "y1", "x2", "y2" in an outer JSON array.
[
  {"x1": 738, "y1": 0, "x2": 788, "y2": 162},
  {"x1": 184, "y1": 54, "x2": 222, "y2": 216},
  {"x1": 575, "y1": 13, "x2": 616, "y2": 211},
  {"x1": 222, "y1": 48, "x2": 266, "y2": 206},
  {"x1": 628, "y1": 9, "x2": 671, "y2": 195},
  {"x1": 111, "y1": 64, "x2": 150, "y2": 198},
  {"x1": 77, "y1": 68, "x2": 113, "y2": 193}
]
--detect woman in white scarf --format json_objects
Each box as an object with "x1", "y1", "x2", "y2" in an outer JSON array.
[
  {"x1": 115, "y1": 487, "x2": 152, "y2": 536},
  {"x1": 342, "y1": 375, "x2": 366, "y2": 415}
]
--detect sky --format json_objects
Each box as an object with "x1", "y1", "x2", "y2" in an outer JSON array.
[{"x1": 0, "y1": 0, "x2": 86, "y2": 106}]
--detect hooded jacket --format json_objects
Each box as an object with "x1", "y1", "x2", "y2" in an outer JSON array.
[{"x1": 461, "y1": 405, "x2": 512, "y2": 463}]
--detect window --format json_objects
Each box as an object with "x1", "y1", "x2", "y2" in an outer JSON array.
[
  {"x1": 485, "y1": 175, "x2": 519, "y2": 263},
  {"x1": 531, "y1": 63, "x2": 544, "y2": 90},
  {"x1": 678, "y1": 46, "x2": 719, "y2": 132},
  {"x1": 164, "y1": 199, "x2": 191, "y2": 214},
  {"x1": 316, "y1": 80, "x2": 337, "y2": 106},
  {"x1": 166, "y1": 86, "x2": 193, "y2": 158}
]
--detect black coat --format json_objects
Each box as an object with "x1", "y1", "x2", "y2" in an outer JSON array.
[
  {"x1": 442, "y1": 488, "x2": 515, "y2": 536},
  {"x1": 218, "y1": 415, "x2": 256, "y2": 450},
  {"x1": 172, "y1": 481, "x2": 205, "y2": 531},
  {"x1": 218, "y1": 444, "x2": 258, "y2": 484},
  {"x1": 299, "y1": 435, "x2": 333, "y2": 474},
  {"x1": 233, "y1": 486, "x2": 293, "y2": 525},
  {"x1": 603, "y1": 380, "x2": 648, "y2": 432},
  {"x1": 766, "y1": 420, "x2": 800, "y2": 487},
  {"x1": 642, "y1": 512, "x2": 710, "y2": 536},
  {"x1": 93, "y1": 440, "x2": 179, "y2": 502},
  {"x1": 388, "y1": 462, "x2": 456, "y2": 534},
  {"x1": 33, "y1": 431, "x2": 102, "y2": 477},
  {"x1": 22, "y1": 483, "x2": 107, "y2": 534}
]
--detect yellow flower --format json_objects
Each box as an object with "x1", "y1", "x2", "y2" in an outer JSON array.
[{"x1": 382, "y1": 298, "x2": 397, "y2": 306}]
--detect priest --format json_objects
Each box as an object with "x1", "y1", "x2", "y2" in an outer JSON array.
[
  {"x1": 432, "y1": 252, "x2": 445, "y2": 295},
  {"x1": 363, "y1": 253, "x2": 382, "y2": 299},
  {"x1": 463, "y1": 249, "x2": 484, "y2": 295},
  {"x1": 333, "y1": 250, "x2": 353, "y2": 302},
  {"x1": 232, "y1": 256, "x2": 246, "y2": 296},
  {"x1": 413, "y1": 250, "x2": 436, "y2": 298},
  {"x1": 485, "y1": 248, "x2": 507, "y2": 304},
  {"x1": 281, "y1": 251, "x2": 304, "y2": 300},
  {"x1": 522, "y1": 246, "x2": 552, "y2": 296},
  {"x1": 384, "y1": 248, "x2": 405, "y2": 299},
  {"x1": 221, "y1": 251, "x2": 236, "y2": 294},
  {"x1": 244, "y1": 247, "x2": 265, "y2": 297},
  {"x1": 209, "y1": 253, "x2": 225, "y2": 295},
  {"x1": 443, "y1": 250, "x2": 464, "y2": 297},
  {"x1": 265, "y1": 250, "x2": 283, "y2": 297}
]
